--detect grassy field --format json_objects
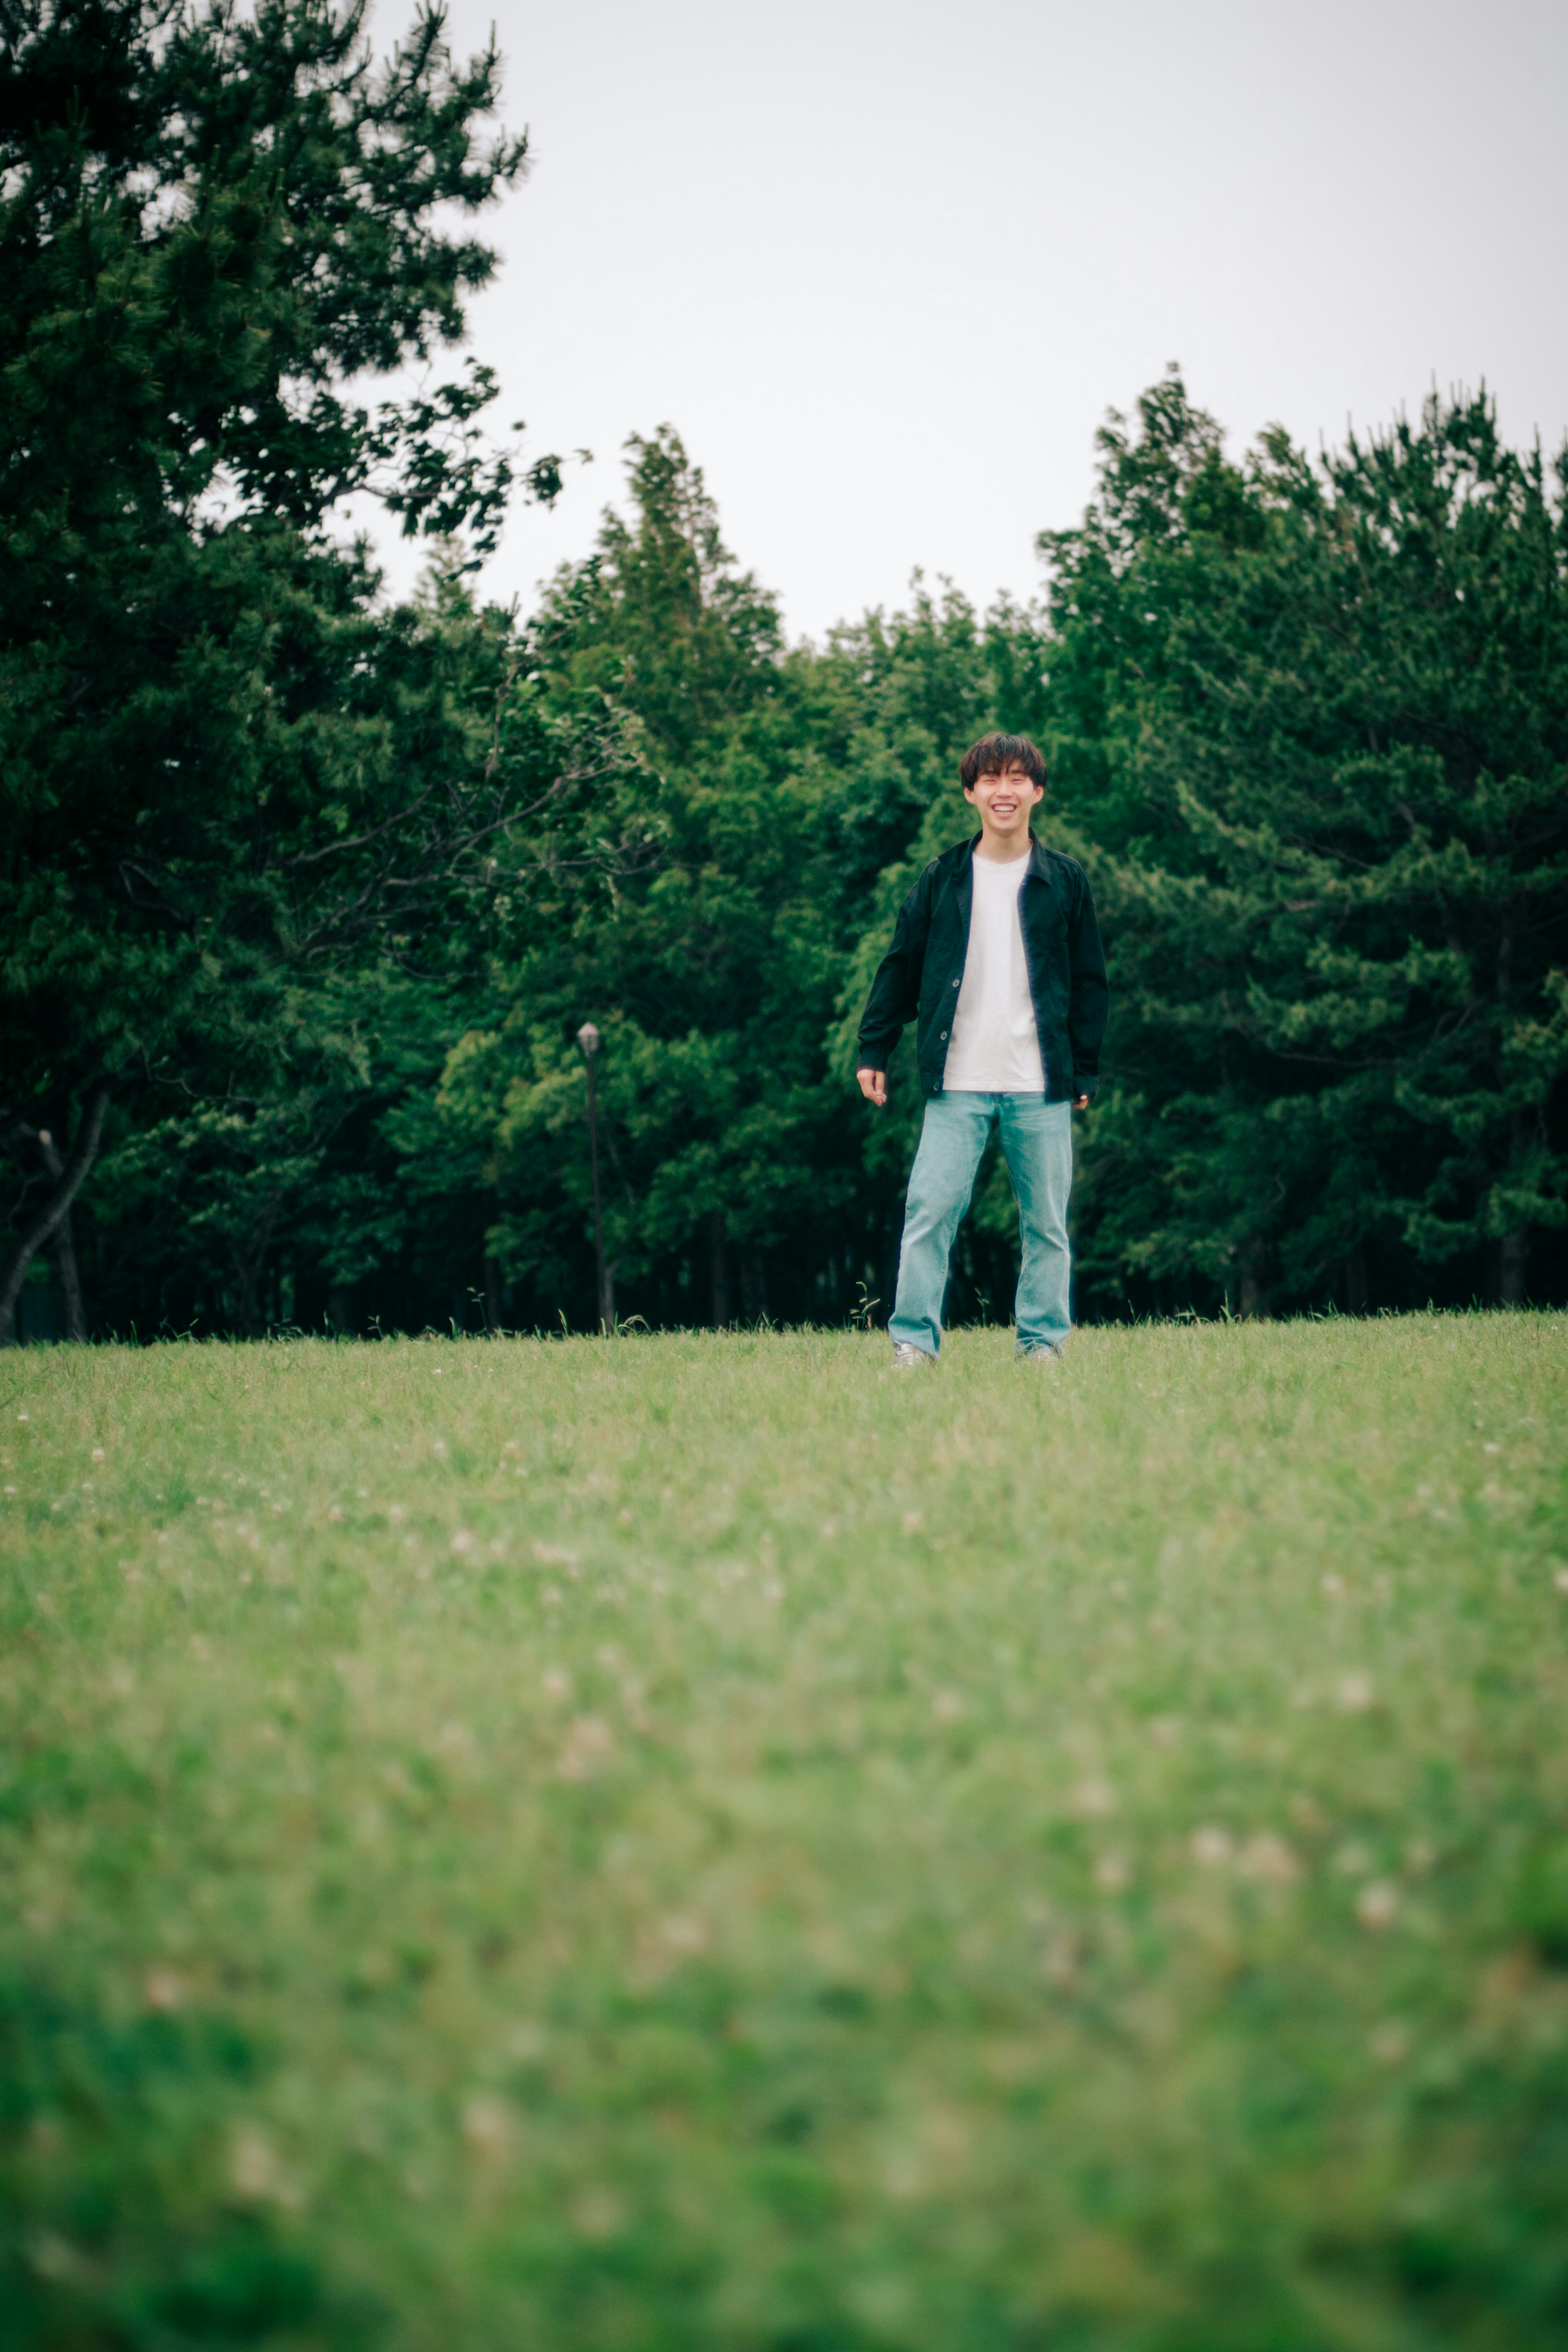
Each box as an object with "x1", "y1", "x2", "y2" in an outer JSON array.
[{"x1": 2, "y1": 1316, "x2": 1567, "y2": 2352}]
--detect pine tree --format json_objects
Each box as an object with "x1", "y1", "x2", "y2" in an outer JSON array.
[
  {"x1": 1044, "y1": 374, "x2": 1568, "y2": 1313},
  {"x1": 0, "y1": 0, "x2": 554, "y2": 1338}
]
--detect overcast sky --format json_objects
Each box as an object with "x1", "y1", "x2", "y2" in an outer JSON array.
[{"x1": 370, "y1": 0, "x2": 1568, "y2": 642}]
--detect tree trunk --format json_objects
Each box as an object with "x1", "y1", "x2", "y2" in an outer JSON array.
[
  {"x1": 32, "y1": 1131, "x2": 88, "y2": 1341},
  {"x1": 1237, "y1": 1234, "x2": 1269, "y2": 1321},
  {"x1": 1499, "y1": 1228, "x2": 1528, "y2": 1308},
  {"x1": 599, "y1": 1258, "x2": 617, "y2": 1333},
  {"x1": 53, "y1": 1213, "x2": 86, "y2": 1342},
  {"x1": 234, "y1": 1254, "x2": 263, "y2": 1338},
  {"x1": 232, "y1": 1187, "x2": 290, "y2": 1338},
  {"x1": 0, "y1": 1087, "x2": 109, "y2": 1347},
  {"x1": 1342, "y1": 1240, "x2": 1369, "y2": 1316},
  {"x1": 483, "y1": 1255, "x2": 503, "y2": 1334},
  {"x1": 709, "y1": 1210, "x2": 731, "y2": 1329},
  {"x1": 739, "y1": 1244, "x2": 768, "y2": 1323}
]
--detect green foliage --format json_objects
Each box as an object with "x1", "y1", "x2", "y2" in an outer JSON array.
[
  {"x1": 533, "y1": 424, "x2": 786, "y2": 763},
  {"x1": 3, "y1": 1318, "x2": 1568, "y2": 2346},
  {"x1": 1042, "y1": 372, "x2": 1568, "y2": 1315},
  {"x1": 434, "y1": 432, "x2": 962, "y2": 1328},
  {"x1": 7, "y1": 123, "x2": 1568, "y2": 1349},
  {"x1": 437, "y1": 441, "x2": 1072, "y2": 1332},
  {"x1": 351, "y1": 389, "x2": 1568, "y2": 1332},
  {"x1": 0, "y1": 0, "x2": 579, "y2": 1329}
]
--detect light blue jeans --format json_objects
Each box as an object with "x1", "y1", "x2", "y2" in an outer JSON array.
[{"x1": 888, "y1": 1093, "x2": 1073, "y2": 1357}]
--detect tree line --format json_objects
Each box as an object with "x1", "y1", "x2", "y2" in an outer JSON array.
[{"x1": 4, "y1": 0, "x2": 1566, "y2": 1342}]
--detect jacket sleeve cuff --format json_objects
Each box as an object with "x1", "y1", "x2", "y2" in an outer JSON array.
[{"x1": 1074, "y1": 1072, "x2": 1100, "y2": 1101}]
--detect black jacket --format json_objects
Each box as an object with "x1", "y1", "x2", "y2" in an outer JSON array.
[{"x1": 855, "y1": 835, "x2": 1109, "y2": 1102}]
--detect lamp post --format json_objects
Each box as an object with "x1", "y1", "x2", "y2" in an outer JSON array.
[{"x1": 576, "y1": 1022, "x2": 611, "y2": 1332}]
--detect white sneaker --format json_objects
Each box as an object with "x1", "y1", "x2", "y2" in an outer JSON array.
[{"x1": 891, "y1": 1341, "x2": 935, "y2": 1369}]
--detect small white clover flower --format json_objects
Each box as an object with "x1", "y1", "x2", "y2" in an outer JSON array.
[
  {"x1": 659, "y1": 1912, "x2": 707, "y2": 1953},
  {"x1": 461, "y1": 2095, "x2": 512, "y2": 2160},
  {"x1": 1356, "y1": 1880, "x2": 1400, "y2": 1931},
  {"x1": 1237, "y1": 1833, "x2": 1300, "y2": 1884},
  {"x1": 556, "y1": 1716, "x2": 614, "y2": 1780},
  {"x1": 1073, "y1": 1778, "x2": 1116, "y2": 1817}
]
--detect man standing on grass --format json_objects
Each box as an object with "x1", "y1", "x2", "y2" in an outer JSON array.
[{"x1": 855, "y1": 733, "x2": 1109, "y2": 1366}]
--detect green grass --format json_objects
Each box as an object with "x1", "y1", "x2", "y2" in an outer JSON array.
[{"x1": 3, "y1": 1316, "x2": 1568, "y2": 2352}]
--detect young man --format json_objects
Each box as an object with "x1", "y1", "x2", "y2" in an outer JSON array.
[{"x1": 855, "y1": 732, "x2": 1109, "y2": 1365}]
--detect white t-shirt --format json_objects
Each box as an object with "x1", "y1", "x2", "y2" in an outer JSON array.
[{"x1": 942, "y1": 850, "x2": 1046, "y2": 1092}]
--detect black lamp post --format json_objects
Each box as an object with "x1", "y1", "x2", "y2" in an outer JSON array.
[{"x1": 576, "y1": 1023, "x2": 611, "y2": 1331}]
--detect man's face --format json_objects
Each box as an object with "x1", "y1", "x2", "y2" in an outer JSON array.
[{"x1": 964, "y1": 762, "x2": 1043, "y2": 844}]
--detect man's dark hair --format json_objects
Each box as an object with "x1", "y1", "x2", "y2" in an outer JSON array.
[{"x1": 960, "y1": 732, "x2": 1047, "y2": 791}]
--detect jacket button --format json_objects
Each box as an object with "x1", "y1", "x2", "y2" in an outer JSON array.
[
  {"x1": 952, "y1": 977, "x2": 959, "y2": 988},
  {"x1": 940, "y1": 1029, "x2": 948, "y2": 1040}
]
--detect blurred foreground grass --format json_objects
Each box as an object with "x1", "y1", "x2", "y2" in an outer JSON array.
[{"x1": 2, "y1": 1315, "x2": 1567, "y2": 2352}]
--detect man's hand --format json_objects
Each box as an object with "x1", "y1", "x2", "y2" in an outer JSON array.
[{"x1": 1073, "y1": 1093, "x2": 1090, "y2": 1110}]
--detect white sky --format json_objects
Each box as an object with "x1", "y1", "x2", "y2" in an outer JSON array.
[{"x1": 365, "y1": 0, "x2": 1568, "y2": 644}]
